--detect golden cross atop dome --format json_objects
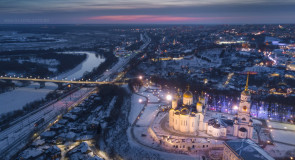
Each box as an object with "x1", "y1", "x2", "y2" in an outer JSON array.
[
  {"x1": 245, "y1": 72, "x2": 249, "y2": 91},
  {"x1": 186, "y1": 85, "x2": 190, "y2": 91}
]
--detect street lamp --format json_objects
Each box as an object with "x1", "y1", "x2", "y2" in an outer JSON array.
[
  {"x1": 233, "y1": 105, "x2": 238, "y2": 110},
  {"x1": 166, "y1": 94, "x2": 172, "y2": 101},
  {"x1": 139, "y1": 75, "x2": 143, "y2": 80},
  {"x1": 139, "y1": 99, "x2": 143, "y2": 103}
]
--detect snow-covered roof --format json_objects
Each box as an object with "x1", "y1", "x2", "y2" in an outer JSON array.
[
  {"x1": 46, "y1": 145, "x2": 61, "y2": 154},
  {"x1": 66, "y1": 132, "x2": 76, "y2": 139},
  {"x1": 58, "y1": 119, "x2": 68, "y2": 125},
  {"x1": 68, "y1": 142, "x2": 91, "y2": 154},
  {"x1": 244, "y1": 66, "x2": 271, "y2": 73},
  {"x1": 41, "y1": 131, "x2": 56, "y2": 138},
  {"x1": 224, "y1": 139, "x2": 274, "y2": 160},
  {"x1": 89, "y1": 156, "x2": 104, "y2": 160},
  {"x1": 19, "y1": 148, "x2": 43, "y2": 159},
  {"x1": 31, "y1": 139, "x2": 45, "y2": 147},
  {"x1": 51, "y1": 123, "x2": 64, "y2": 130},
  {"x1": 75, "y1": 135, "x2": 94, "y2": 141},
  {"x1": 63, "y1": 113, "x2": 78, "y2": 121}
]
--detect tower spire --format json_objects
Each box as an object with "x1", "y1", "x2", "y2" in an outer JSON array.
[
  {"x1": 186, "y1": 85, "x2": 190, "y2": 91},
  {"x1": 245, "y1": 72, "x2": 249, "y2": 91}
]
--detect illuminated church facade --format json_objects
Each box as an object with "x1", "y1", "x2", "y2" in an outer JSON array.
[
  {"x1": 168, "y1": 88, "x2": 205, "y2": 133},
  {"x1": 168, "y1": 74, "x2": 253, "y2": 139}
]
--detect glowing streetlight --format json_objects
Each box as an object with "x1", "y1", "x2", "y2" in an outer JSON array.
[
  {"x1": 139, "y1": 99, "x2": 143, "y2": 103},
  {"x1": 233, "y1": 105, "x2": 238, "y2": 110},
  {"x1": 166, "y1": 94, "x2": 172, "y2": 101},
  {"x1": 139, "y1": 75, "x2": 143, "y2": 80}
]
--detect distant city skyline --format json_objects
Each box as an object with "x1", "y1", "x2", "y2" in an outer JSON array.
[{"x1": 1, "y1": 0, "x2": 295, "y2": 24}]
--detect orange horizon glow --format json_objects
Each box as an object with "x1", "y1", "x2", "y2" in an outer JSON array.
[{"x1": 86, "y1": 15, "x2": 225, "y2": 22}]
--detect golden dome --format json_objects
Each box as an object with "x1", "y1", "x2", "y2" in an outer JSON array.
[
  {"x1": 199, "y1": 97, "x2": 205, "y2": 101},
  {"x1": 197, "y1": 102, "x2": 203, "y2": 106},
  {"x1": 183, "y1": 91, "x2": 193, "y2": 98}
]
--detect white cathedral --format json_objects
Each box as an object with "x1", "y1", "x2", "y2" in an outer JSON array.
[
  {"x1": 169, "y1": 74, "x2": 253, "y2": 139},
  {"x1": 168, "y1": 87, "x2": 205, "y2": 133}
]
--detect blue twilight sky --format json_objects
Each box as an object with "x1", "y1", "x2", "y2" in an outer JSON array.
[{"x1": 0, "y1": 0, "x2": 295, "y2": 24}]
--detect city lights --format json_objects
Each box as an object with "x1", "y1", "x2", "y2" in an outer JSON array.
[{"x1": 166, "y1": 94, "x2": 172, "y2": 101}]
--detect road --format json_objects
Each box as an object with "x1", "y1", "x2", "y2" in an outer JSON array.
[{"x1": 98, "y1": 32, "x2": 150, "y2": 82}]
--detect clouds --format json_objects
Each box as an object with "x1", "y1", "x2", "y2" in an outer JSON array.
[
  {"x1": 0, "y1": 0, "x2": 295, "y2": 24},
  {"x1": 86, "y1": 15, "x2": 227, "y2": 24}
]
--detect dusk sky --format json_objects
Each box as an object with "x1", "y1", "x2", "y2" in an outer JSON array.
[{"x1": 1, "y1": 0, "x2": 295, "y2": 24}]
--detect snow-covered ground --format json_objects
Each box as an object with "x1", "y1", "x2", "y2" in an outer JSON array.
[
  {"x1": 271, "y1": 130, "x2": 295, "y2": 145},
  {"x1": 264, "y1": 121, "x2": 295, "y2": 158},
  {"x1": 0, "y1": 82, "x2": 57, "y2": 114},
  {"x1": 268, "y1": 121, "x2": 295, "y2": 131},
  {"x1": 127, "y1": 128, "x2": 203, "y2": 160},
  {"x1": 135, "y1": 87, "x2": 162, "y2": 126},
  {"x1": 129, "y1": 94, "x2": 145, "y2": 123},
  {"x1": 136, "y1": 103, "x2": 160, "y2": 126},
  {"x1": 267, "y1": 121, "x2": 295, "y2": 146},
  {"x1": 265, "y1": 143, "x2": 295, "y2": 158}
]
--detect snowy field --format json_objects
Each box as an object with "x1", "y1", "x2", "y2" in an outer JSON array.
[
  {"x1": 264, "y1": 121, "x2": 295, "y2": 158},
  {"x1": 0, "y1": 82, "x2": 57, "y2": 114},
  {"x1": 271, "y1": 130, "x2": 295, "y2": 145},
  {"x1": 268, "y1": 121, "x2": 295, "y2": 131}
]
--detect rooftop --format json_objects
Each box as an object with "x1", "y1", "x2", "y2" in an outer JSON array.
[{"x1": 224, "y1": 139, "x2": 274, "y2": 160}]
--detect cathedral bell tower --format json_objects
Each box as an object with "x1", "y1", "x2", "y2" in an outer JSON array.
[
  {"x1": 238, "y1": 72, "x2": 251, "y2": 123},
  {"x1": 233, "y1": 72, "x2": 253, "y2": 139}
]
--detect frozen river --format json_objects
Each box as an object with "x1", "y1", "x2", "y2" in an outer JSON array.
[
  {"x1": 0, "y1": 51, "x2": 105, "y2": 115},
  {"x1": 56, "y1": 51, "x2": 105, "y2": 80}
]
